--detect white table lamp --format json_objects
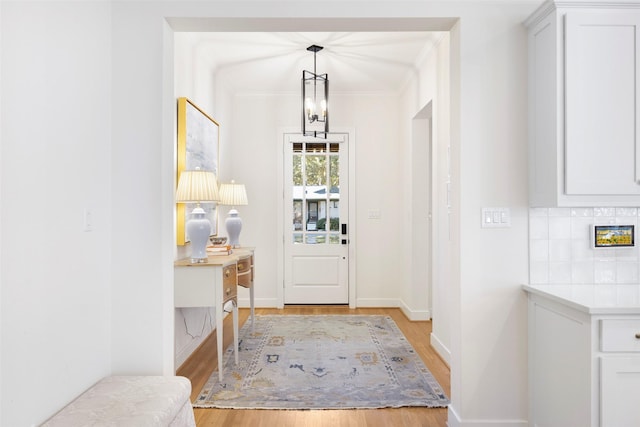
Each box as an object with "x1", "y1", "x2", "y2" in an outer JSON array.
[
  {"x1": 176, "y1": 168, "x2": 220, "y2": 263},
  {"x1": 219, "y1": 180, "x2": 248, "y2": 248}
]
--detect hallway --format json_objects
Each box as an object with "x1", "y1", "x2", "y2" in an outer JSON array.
[{"x1": 177, "y1": 306, "x2": 450, "y2": 427}]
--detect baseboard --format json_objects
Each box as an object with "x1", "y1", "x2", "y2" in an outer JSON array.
[
  {"x1": 399, "y1": 299, "x2": 431, "y2": 321},
  {"x1": 237, "y1": 297, "x2": 279, "y2": 308},
  {"x1": 356, "y1": 297, "x2": 400, "y2": 307},
  {"x1": 448, "y1": 405, "x2": 528, "y2": 427},
  {"x1": 355, "y1": 298, "x2": 432, "y2": 321},
  {"x1": 430, "y1": 331, "x2": 451, "y2": 366}
]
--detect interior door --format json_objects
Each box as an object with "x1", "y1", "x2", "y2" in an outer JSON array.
[{"x1": 283, "y1": 133, "x2": 349, "y2": 304}]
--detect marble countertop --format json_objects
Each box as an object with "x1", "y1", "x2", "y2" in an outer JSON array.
[{"x1": 523, "y1": 284, "x2": 640, "y2": 314}]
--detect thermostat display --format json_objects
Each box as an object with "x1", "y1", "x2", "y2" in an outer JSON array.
[{"x1": 593, "y1": 225, "x2": 635, "y2": 248}]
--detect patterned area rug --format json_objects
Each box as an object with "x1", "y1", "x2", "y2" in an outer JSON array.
[{"x1": 194, "y1": 315, "x2": 449, "y2": 409}]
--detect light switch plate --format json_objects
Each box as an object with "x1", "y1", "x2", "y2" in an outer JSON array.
[{"x1": 481, "y1": 207, "x2": 511, "y2": 228}]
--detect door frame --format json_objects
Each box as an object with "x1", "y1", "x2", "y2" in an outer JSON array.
[
  {"x1": 276, "y1": 127, "x2": 357, "y2": 308},
  {"x1": 411, "y1": 102, "x2": 435, "y2": 320}
]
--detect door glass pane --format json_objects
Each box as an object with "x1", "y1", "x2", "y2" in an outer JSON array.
[
  {"x1": 307, "y1": 201, "x2": 318, "y2": 230},
  {"x1": 306, "y1": 234, "x2": 326, "y2": 244},
  {"x1": 307, "y1": 142, "x2": 326, "y2": 153},
  {"x1": 330, "y1": 150, "x2": 339, "y2": 188},
  {"x1": 317, "y1": 201, "x2": 327, "y2": 230},
  {"x1": 329, "y1": 234, "x2": 340, "y2": 244},
  {"x1": 305, "y1": 155, "x2": 326, "y2": 186},
  {"x1": 293, "y1": 154, "x2": 302, "y2": 186},
  {"x1": 329, "y1": 148, "x2": 339, "y2": 232},
  {"x1": 293, "y1": 233, "x2": 303, "y2": 244},
  {"x1": 329, "y1": 201, "x2": 339, "y2": 232},
  {"x1": 293, "y1": 200, "x2": 302, "y2": 231}
]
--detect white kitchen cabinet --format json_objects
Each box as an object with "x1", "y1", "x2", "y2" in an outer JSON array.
[
  {"x1": 527, "y1": 3, "x2": 640, "y2": 206},
  {"x1": 600, "y1": 358, "x2": 640, "y2": 426},
  {"x1": 524, "y1": 284, "x2": 640, "y2": 427},
  {"x1": 599, "y1": 319, "x2": 640, "y2": 426}
]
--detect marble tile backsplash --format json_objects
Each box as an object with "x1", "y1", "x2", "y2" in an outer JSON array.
[{"x1": 529, "y1": 207, "x2": 639, "y2": 284}]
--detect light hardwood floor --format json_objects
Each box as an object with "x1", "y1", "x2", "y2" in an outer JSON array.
[{"x1": 177, "y1": 306, "x2": 450, "y2": 427}]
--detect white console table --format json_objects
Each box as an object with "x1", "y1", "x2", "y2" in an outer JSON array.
[{"x1": 174, "y1": 248, "x2": 255, "y2": 381}]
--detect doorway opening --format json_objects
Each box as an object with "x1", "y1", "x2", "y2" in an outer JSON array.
[{"x1": 411, "y1": 102, "x2": 434, "y2": 319}]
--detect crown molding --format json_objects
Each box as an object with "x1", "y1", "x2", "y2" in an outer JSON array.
[{"x1": 525, "y1": 0, "x2": 640, "y2": 27}]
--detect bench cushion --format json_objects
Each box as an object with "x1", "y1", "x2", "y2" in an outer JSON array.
[{"x1": 42, "y1": 376, "x2": 195, "y2": 427}]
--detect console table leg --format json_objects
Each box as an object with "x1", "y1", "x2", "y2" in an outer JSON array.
[
  {"x1": 250, "y1": 285, "x2": 255, "y2": 333},
  {"x1": 216, "y1": 307, "x2": 223, "y2": 382},
  {"x1": 233, "y1": 301, "x2": 239, "y2": 365}
]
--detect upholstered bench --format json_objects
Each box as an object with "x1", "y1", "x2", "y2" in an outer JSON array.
[{"x1": 41, "y1": 376, "x2": 196, "y2": 427}]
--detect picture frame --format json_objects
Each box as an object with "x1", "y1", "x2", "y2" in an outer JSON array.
[{"x1": 176, "y1": 97, "x2": 220, "y2": 246}]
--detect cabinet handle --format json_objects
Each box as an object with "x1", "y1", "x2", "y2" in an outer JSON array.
[
  {"x1": 225, "y1": 270, "x2": 230, "y2": 278},
  {"x1": 238, "y1": 263, "x2": 244, "y2": 270},
  {"x1": 226, "y1": 287, "x2": 231, "y2": 295},
  {"x1": 635, "y1": 333, "x2": 640, "y2": 339}
]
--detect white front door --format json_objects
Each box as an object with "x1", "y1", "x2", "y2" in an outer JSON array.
[{"x1": 283, "y1": 133, "x2": 349, "y2": 304}]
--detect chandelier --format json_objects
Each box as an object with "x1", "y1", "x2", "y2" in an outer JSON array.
[{"x1": 302, "y1": 45, "x2": 329, "y2": 138}]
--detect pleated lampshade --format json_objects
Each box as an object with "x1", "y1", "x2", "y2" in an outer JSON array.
[
  {"x1": 176, "y1": 169, "x2": 220, "y2": 203},
  {"x1": 219, "y1": 181, "x2": 248, "y2": 207}
]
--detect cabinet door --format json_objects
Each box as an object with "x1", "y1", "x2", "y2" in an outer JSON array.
[
  {"x1": 565, "y1": 12, "x2": 640, "y2": 195},
  {"x1": 601, "y1": 357, "x2": 640, "y2": 426}
]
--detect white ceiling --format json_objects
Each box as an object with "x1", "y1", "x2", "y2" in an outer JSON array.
[{"x1": 178, "y1": 31, "x2": 445, "y2": 95}]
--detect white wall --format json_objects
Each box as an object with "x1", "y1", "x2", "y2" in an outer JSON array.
[
  {"x1": 0, "y1": 1, "x2": 542, "y2": 426},
  {"x1": 453, "y1": 4, "x2": 531, "y2": 424},
  {"x1": 1, "y1": 3, "x2": 112, "y2": 425},
  {"x1": 110, "y1": 2, "x2": 176, "y2": 378}
]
